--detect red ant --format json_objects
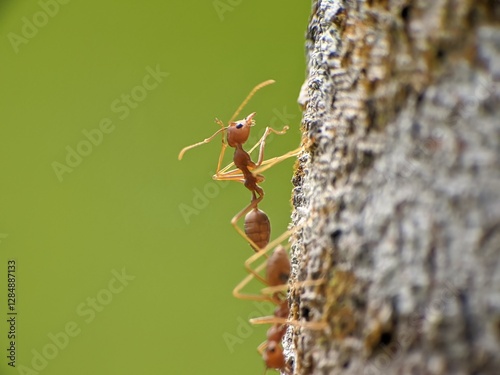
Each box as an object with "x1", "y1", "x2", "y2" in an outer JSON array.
[
  {"x1": 233, "y1": 229, "x2": 327, "y2": 374},
  {"x1": 178, "y1": 80, "x2": 319, "y2": 372},
  {"x1": 178, "y1": 80, "x2": 301, "y2": 250}
]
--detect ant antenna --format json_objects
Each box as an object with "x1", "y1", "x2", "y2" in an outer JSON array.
[{"x1": 229, "y1": 80, "x2": 275, "y2": 123}]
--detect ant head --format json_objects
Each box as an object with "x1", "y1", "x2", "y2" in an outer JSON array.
[
  {"x1": 227, "y1": 112, "x2": 255, "y2": 147},
  {"x1": 263, "y1": 341, "x2": 286, "y2": 370},
  {"x1": 266, "y1": 245, "x2": 291, "y2": 287}
]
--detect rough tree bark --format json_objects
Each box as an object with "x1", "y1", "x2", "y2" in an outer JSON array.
[{"x1": 288, "y1": 1, "x2": 500, "y2": 374}]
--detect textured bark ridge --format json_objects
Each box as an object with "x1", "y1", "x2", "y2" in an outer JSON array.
[{"x1": 288, "y1": 1, "x2": 500, "y2": 374}]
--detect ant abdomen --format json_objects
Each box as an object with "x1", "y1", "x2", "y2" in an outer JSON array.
[{"x1": 244, "y1": 208, "x2": 271, "y2": 251}]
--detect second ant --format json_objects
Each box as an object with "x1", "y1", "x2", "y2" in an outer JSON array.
[{"x1": 233, "y1": 228, "x2": 327, "y2": 374}]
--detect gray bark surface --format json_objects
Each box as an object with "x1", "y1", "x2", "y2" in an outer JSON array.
[{"x1": 288, "y1": 1, "x2": 500, "y2": 374}]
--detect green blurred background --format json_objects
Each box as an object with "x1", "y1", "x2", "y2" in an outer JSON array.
[{"x1": 0, "y1": 1, "x2": 310, "y2": 374}]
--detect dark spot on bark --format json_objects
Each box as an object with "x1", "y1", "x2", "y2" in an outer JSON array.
[
  {"x1": 466, "y1": 7, "x2": 479, "y2": 27},
  {"x1": 354, "y1": 243, "x2": 373, "y2": 268},
  {"x1": 342, "y1": 360, "x2": 350, "y2": 368},
  {"x1": 339, "y1": 199, "x2": 346, "y2": 211},
  {"x1": 308, "y1": 25, "x2": 319, "y2": 41},
  {"x1": 436, "y1": 48, "x2": 445, "y2": 61},
  {"x1": 401, "y1": 5, "x2": 411, "y2": 21},
  {"x1": 309, "y1": 79, "x2": 321, "y2": 90},
  {"x1": 411, "y1": 121, "x2": 421, "y2": 137},
  {"x1": 328, "y1": 51, "x2": 339, "y2": 59},
  {"x1": 311, "y1": 270, "x2": 322, "y2": 279},
  {"x1": 366, "y1": 98, "x2": 377, "y2": 129},
  {"x1": 361, "y1": 149, "x2": 375, "y2": 169},
  {"x1": 458, "y1": 291, "x2": 474, "y2": 343},
  {"x1": 301, "y1": 306, "x2": 311, "y2": 321},
  {"x1": 380, "y1": 331, "x2": 393, "y2": 346},
  {"x1": 353, "y1": 294, "x2": 366, "y2": 310},
  {"x1": 416, "y1": 92, "x2": 425, "y2": 107},
  {"x1": 344, "y1": 50, "x2": 353, "y2": 66},
  {"x1": 287, "y1": 356, "x2": 295, "y2": 370},
  {"x1": 338, "y1": 317, "x2": 353, "y2": 333},
  {"x1": 330, "y1": 229, "x2": 343, "y2": 245}
]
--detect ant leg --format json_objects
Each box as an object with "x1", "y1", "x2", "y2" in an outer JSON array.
[
  {"x1": 233, "y1": 230, "x2": 295, "y2": 301},
  {"x1": 252, "y1": 146, "x2": 302, "y2": 175},
  {"x1": 243, "y1": 230, "x2": 293, "y2": 281},
  {"x1": 254, "y1": 126, "x2": 291, "y2": 167},
  {"x1": 214, "y1": 118, "x2": 228, "y2": 174},
  {"x1": 245, "y1": 126, "x2": 288, "y2": 155},
  {"x1": 178, "y1": 125, "x2": 226, "y2": 160},
  {"x1": 215, "y1": 144, "x2": 301, "y2": 180},
  {"x1": 229, "y1": 80, "x2": 275, "y2": 123},
  {"x1": 212, "y1": 170, "x2": 245, "y2": 183},
  {"x1": 212, "y1": 166, "x2": 251, "y2": 183},
  {"x1": 250, "y1": 316, "x2": 327, "y2": 330},
  {"x1": 261, "y1": 278, "x2": 326, "y2": 296},
  {"x1": 257, "y1": 341, "x2": 267, "y2": 356},
  {"x1": 233, "y1": 261, "x2": 277, "y2": 302},
  {"x1": 179, "y1": 118, "x2": 231, "y2": 176},
  {"x1": 214, "y1": 145, "x2": 302, "y2": 190}
]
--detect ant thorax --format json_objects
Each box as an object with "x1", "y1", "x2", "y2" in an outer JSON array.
[{"x1": 233, "y1": 145, "x2": 254, "y2": 172}]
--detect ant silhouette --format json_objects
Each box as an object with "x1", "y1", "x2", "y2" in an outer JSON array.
[
  {"x1": 232, "y1": 229, "x2": 327, "y2": 374},
  {"x1": 178, "y1": 80, "x2": 301, "y2": 250}
]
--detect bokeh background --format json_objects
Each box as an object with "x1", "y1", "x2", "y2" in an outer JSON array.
[{"x1": 0, "y1": 1, "x2": 310, "y2": 374}]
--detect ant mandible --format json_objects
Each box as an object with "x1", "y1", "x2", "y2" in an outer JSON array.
[{"x1": 178, "y1": 80, "x2": 301, "y2": 250}]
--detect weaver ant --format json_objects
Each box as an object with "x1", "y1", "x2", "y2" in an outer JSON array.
[
  {"x1": 178, "y1": 80, "x2": 301, "y2": 250},
  {"x1": 233, "y1": 229, "x2": 327, "y2": 374}
]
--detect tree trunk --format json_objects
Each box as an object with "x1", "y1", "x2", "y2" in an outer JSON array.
[{"x1": 288, "y1": 1, "x2": 500, "y2": 374}]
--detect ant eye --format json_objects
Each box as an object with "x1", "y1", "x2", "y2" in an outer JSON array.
[{"x1": 236, "y1": 123, "x2": 244, "y2": 129}]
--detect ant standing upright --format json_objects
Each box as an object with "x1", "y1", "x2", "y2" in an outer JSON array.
[{"x1": 178, "y1": 80, "x2": 300, "y2": 250}]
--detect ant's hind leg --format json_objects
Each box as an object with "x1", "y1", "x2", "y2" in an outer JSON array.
[
  {"x1": 233, "y1": 230, "x2": 294, "y2": 301},
  {"x1": 242, "y1": 230, "x2": 293, "y2": 285},
  {"x1": 232, "y1": 261, "x2": 276, "y2": 302}
]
